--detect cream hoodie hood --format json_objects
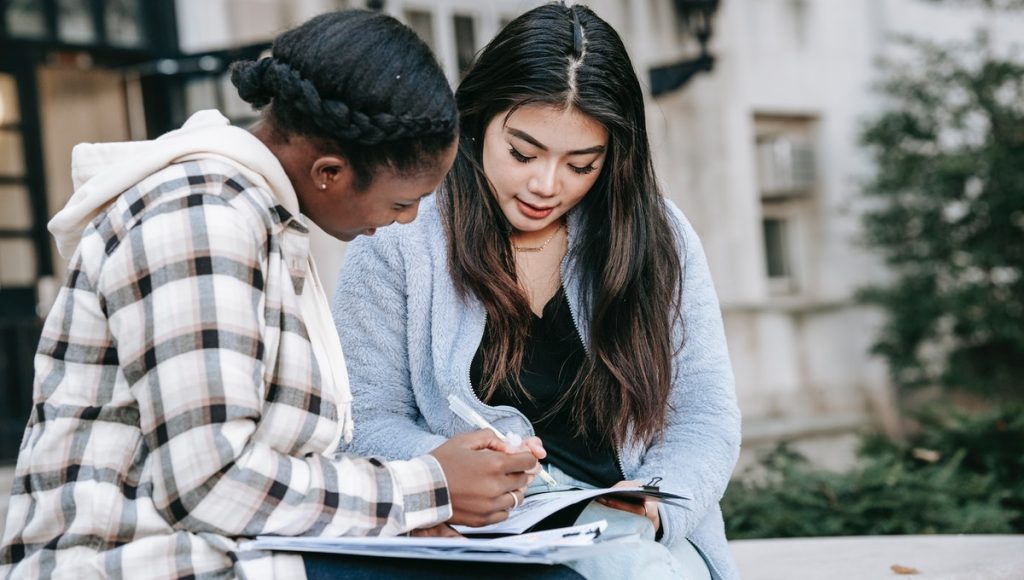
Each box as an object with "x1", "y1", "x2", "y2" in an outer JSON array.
[
  {"x1": 48, "y1": 109, "x2": 353, "y2": 444},
  {"x1": 50, "y1": 109, "x2": 299, "y2": 258}
]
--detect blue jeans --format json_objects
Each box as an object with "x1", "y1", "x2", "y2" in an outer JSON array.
[
  {"x1": 527, "y1": 463, "x2": 713, "y2": 580},
  {"x1": 303, "y1": 553, "x2": 586, "y2": 579}
]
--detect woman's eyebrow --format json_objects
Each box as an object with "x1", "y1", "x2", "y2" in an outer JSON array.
[{"x1": 506, "y1": 127, "x2": 606, "y2": 155}]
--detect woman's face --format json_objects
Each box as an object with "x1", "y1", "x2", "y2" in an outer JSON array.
[
  {"x1": 481, "y1": 104, "x2": 608, "y2": 233},
  {"x1": 303, "y1": 142, "x2": 457, "y2": 242}
]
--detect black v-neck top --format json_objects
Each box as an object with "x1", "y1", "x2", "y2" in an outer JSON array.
[{"x1": 469, "y1": 287, "x2": 623, "y2": 488}]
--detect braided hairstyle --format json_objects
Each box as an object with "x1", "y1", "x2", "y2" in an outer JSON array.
[{"x1": 230, "y1": 10, "x2": 457, "y2": 188}]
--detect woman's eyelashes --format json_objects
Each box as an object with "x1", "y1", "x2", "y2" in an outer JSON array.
[
  {"x1": 509, "y1": 146, "x2": 533, "y2": 163},
  {"x1": 508, "y1": 146, "x2": 598, "y2": 175}
]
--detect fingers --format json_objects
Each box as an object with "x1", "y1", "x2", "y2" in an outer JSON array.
[
  {"x1": 470, "y1": 430, "x2": 547, "y2": 463},
  {"x1": 646, "y1": 499, "x2": 661, "y2": 531},
  {"x1": 611, "y1": 479, "x2": 642, "y2": 489},
  {"x1": 596, "y1": 496, "x2": 661, "y2": 530},
  {"x1": 468, "y1": 446, "x2": 539, "y2": 475},
  {"x1": 457, "y1": 428, "x2": 506, "y2": 450},
  {"x1": 431, "y1": 430, "x2": 540, "y2": 527},
  {"x1": 450, "y1": 487, "x2": 526, "y2": 527},
  {"x1": 596, "y1": 497, "x2": 647, "y2": 516},
  {"x1": 505, "y1": 488, "x2": 525, "y2": 511},
  {"x1": 410, "y1": 524, "x2": 463, "y2": 538},
  {"x1": 522, "y1": 436, "x2": 547, "y2": 460},
  {"x1": 450, "y1": 504, "x2": 509, "y2": 527},
  {"x1": 499, "y1": 450, "x2": 539, "y2": 473}
]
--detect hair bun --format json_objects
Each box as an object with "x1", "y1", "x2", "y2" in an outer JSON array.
[{"x1": 230, "y1": 58, "x2": 276, "y2": 108}]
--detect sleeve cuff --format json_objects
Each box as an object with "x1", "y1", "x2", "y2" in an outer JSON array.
[{"x1": 386, "y1": 454, "x2": 453, "y2": 532}]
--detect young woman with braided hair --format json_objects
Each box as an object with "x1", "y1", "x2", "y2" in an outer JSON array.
[
  {"x1": 0, "y1": 10, "x2": 580, "y2": 580},
  {"x1": 335, "y1": 3, "x2": 741, "y2": 579}
]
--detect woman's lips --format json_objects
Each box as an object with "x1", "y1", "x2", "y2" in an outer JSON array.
[{"x1": 516, "y1": 198, "x2": 555, "y2": 220}]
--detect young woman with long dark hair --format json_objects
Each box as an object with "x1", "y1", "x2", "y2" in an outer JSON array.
[{"x1": 334, "y1": 4, "x2": 740, "y2": 579}]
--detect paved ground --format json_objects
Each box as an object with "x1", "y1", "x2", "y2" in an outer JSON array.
[
  {"x1": 1, "y1": 465, "x2": 1021, "y2": 579},
  {"x1": 732, "y1": 535, "x2": 1024, "y2": 580}
]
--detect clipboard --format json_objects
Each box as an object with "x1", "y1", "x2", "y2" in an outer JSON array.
[{"x1": 453, "y1": 485, "x2": 691, "y2": 536}]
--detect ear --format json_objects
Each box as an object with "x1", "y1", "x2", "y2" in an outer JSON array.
[{"x1": 310, "y1": 155, "x2": 353, "y2": 194}]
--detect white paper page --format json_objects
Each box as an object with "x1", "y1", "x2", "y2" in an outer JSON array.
[
  {"x1": 239, "y1": 520, "x2": 639, "y2": 565},
  {"x1": 241, "y1": 520, "x2": 607, "y2": 556},
  {"x1": 453, "y1": 487, "x2": 653, "y2": 535}
]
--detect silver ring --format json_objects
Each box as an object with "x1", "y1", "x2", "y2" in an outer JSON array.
[{"x1": 507, "y1": 491, "x2": 520, "y2": 511}]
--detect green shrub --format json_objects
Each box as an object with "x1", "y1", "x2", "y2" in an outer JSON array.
[
  {"x1": 723, "y1": 405, "x2": 1024, "y2": 539},
  {"x1": 858, "y1": 32, "x2": 1024, "y2": 398}
]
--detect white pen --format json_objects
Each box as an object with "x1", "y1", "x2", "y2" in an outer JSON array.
[{"x1": 447, "y1": 394, "x2": 558, "y2": 487}]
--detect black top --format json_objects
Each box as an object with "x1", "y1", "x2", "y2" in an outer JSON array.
[{"x1": 469, "y1": 287, "x2": 623, "y2": 488}]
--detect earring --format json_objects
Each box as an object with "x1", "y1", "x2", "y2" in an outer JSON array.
[{"x1": 319, "y1": 183, "x2": 327, "y2": 190}]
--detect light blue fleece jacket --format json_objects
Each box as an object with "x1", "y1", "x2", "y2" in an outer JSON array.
[{"x1": 332, "y1": 195, "x2": 741, "y2": 580}]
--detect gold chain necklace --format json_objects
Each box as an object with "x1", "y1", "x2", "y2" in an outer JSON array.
[{"x1": 513, "y1": 222, "x2": 564, "y2": 253}]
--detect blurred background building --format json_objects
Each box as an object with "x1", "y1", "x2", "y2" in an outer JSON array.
[{"x1": 1, "y1": 0, "x2": 1021, "y2": 467}]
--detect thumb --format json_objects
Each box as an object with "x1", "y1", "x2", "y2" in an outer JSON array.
[{"x1": 611, "y1": 479, "x2": 642, "y2": 489}]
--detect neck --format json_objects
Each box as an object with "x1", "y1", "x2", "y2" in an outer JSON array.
[
  {"x1": 249, "y1": 120, "x2": 312, "y2": 212},
  {"x1": 512, "y1": 218, "x2": 564, "y2": 248},
  {"x1": 249, "y1": 119, "x2": 277, "y2": 152}
]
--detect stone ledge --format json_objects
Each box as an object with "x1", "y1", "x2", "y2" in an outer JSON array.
[
  {"x1": 730, "y1": 534, "x2": 1024, "y2": 580},
  {"x1": 3, "y1": 462, "x2": 1020, "y2": 580}
]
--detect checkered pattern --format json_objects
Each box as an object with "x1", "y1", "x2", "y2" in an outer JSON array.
[{"x1": 0, "y1": 159, "x2": 451, "y2": 579}]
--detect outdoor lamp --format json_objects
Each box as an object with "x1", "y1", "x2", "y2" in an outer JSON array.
[{"x1": 649, "y1": 0, "x2": 720, "y2": 96}]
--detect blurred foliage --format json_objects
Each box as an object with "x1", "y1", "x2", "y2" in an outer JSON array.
[
  {"x1": 858, "y1": 31, "x2": 1024, "y2": 396},
  {"x1": 722, "y1": 405, "x2": 1024, "y2": 539}
]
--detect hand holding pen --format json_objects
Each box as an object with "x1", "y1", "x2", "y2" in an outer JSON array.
[
  {"x1": 448, "y1": 395, "x2": 558, "y2": 487},
  {"x1": 429, "y1": 429, "x2": 539, "y2": 527}
]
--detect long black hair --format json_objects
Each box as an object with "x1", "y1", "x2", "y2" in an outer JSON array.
[
  {"x1": 230, "y1": 10, "x2": 457, "y2": 187},
  {"x1": 441, "y1": 3, "x2": 684, "y2": 448}
]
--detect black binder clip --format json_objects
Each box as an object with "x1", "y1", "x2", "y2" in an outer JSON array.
[{"x1": 643, "y1": 477, "x2": 663, "y2": 491}]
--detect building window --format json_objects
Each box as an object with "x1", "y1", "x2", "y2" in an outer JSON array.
[
  {"x1": 0, "y1": 239, "x2": 36, "y2": 286},
  {"x1": 4, "y1": 0, "x2": 47, "y2": 38},
  {"x1": 453, "y1": 14, "x2": 476, "y2": 79},
  {"x1": 5, "y1": 0, "x2": 151, "y2": 48},
  {"x1": 105, "y1": 0, "x2": 144, "y2": 47},
  {"x1": 754, "y1": 115, "x2": 818, "y2": 295},
  {"x1": 760, "y1": 210, "x2": 800, "y2": 295},
  {"x1": 183, "y1": 72, "x2": 261, "y2": 128},
  {"x1": 387, "y1": 1, "x2": 544, "y2": 84},
  {"x1": 756, "y1": 134, "x2": 816, "y2": 198},
  {"x1": 0, "y1": 74, "x2": 20, "y2": 128},
  {"x1": 57, "y1": 0, "x2": 97, "y2": 44},
  {"x1": 762, "y1": 217, "x2": 791, "y2": 279},
  {"x1": 0, "y1": 72, "x2": 34, "y2": 288}
]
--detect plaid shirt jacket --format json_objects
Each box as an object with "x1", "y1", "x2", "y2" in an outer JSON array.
[{"x1": 0, "y1": 159, "x2": 451, "y2": 579}]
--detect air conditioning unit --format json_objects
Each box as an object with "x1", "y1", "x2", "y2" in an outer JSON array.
[{"x1": 756, "y1": 136, "x2": 816, "y2": 198}]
